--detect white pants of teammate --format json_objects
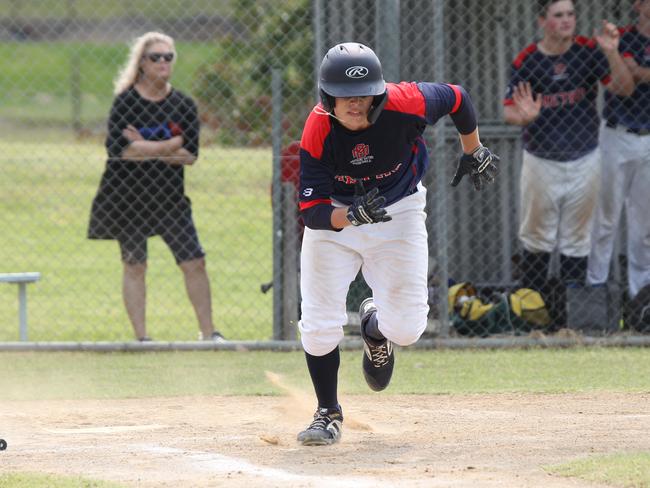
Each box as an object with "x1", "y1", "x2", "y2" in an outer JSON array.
[
  {"x1": 518, "y1": 148, "x2": 601, "y2": 256},
  {"x1": 299, "y1": 187, "x2": 429, "y2": 356},
  {"x1": 587, "y1": 124, "x2": 650, "y2": 298}
]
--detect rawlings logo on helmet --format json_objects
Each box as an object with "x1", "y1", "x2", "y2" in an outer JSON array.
[{"x1": 345, "y1": 66, "x2": 369, "y2": 79}]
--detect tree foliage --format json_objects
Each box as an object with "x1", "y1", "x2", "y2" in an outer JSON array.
[{"x1": 193, "y1": 0, "x2": 313, "y2": 146}]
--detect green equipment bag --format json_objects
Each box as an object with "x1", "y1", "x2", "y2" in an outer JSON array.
[
  {"x1": 508, "y1": 288, "x2": 551, "y2": 332},
  {"x1": 449, "y1": 284, "x2": 550, "y2": 337}
]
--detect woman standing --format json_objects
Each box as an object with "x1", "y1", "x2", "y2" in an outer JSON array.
[{"x1": 88, "y1": 32, "x2": 224, "y2": 342}]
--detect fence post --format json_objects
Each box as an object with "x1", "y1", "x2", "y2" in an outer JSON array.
[
  {"x1": 313, "y1": 0, "x2": 324, "y2": 103},
  {"x1": 67, "y1": 0, "x2": 82, "y2": 135},
  {"x1": 375, "y1": 0, "x2": 400, "y2": 82},
  {"x1": 432, "y1": 0, "x2": 450, "y2": 336},
  {"x1": 271, "y1": 68, "x2": 284, "y2": 340}
]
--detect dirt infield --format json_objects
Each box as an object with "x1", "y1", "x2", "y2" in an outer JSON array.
[{"x1": 1, "y1": 390, "x2": 649, "y2": 487}]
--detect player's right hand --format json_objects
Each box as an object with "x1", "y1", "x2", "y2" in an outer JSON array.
[{"x1": 347, "y1": 180, "x2": 392, "y2": 226}]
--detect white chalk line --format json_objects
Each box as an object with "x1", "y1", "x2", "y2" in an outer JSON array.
[
  {"x1": 17, "y1": 441, "x2": 381, "y2": 487},
  {"x1": 43, "y1": 424, "x2": 168, "y2": 434},
  {"x1": 137, "y1": 443, "x2": 380, "y2": 487}
]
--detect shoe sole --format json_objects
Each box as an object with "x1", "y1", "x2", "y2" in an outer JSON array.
[
  {"x1": 300, "y1": 437, "x2": 337, "y2": 446},
  {"x1": 298, "y1": 432, "x2": 339, "y2": 446}
]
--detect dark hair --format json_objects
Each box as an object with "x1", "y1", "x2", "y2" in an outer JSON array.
[{"x1": 537, "y1": 0, "x2": 573, "y2": 17}]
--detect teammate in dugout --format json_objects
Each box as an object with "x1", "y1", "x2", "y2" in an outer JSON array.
[
  {"x1": 588, "y1": 0, "x2": 650, "y2": 302},
  {"x1": 295, "y1": 42, "x2": 499, "y2": 446},
  {"x1": 88, "y1": 32, "x2": 225, "y2": 343},
  {"x1": 503, "y1": 0, "x2": 634, "y2": 299}
]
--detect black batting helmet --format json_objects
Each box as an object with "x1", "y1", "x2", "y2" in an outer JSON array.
[{"x1": 319, "y1": 42, "x2": 387, "y2": 124}]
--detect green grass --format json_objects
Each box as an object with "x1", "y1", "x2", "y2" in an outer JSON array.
[
  {"x1": 0, "y1": 142, "x2": 275, "y2": 341},
  {"x1": 0, "y1": 473, "x2": 122, "y2": 488},
  {"x1": 0, "y1": 1, "x2": 237, "y2": 19},
  {"x1": 547, "y1": 452, "x2": 650, "y2": 487},
  {"x1": 0, "y1": 41, "x2": 223, "y2": 127},
  {"x1": 1, "y1": 348, "x2": 649, "y2": 401}
]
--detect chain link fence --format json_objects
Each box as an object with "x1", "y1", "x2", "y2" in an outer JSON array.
[{"x1": 1, "y1": 0, "x2": 648, "y2": 343}]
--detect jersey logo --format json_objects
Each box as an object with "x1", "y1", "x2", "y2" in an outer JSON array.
[
  {"x1": 552, "y1": 63, "x2": 568, "y2": 81},
  {"x1": 350, "y1": 143, "x2": 374, "y2": 165},
  {"x1": 541, "y1": 87, "x2": 586, "y2": 108},
  {"x1": 345, "y1": 66, "x2": 368, "y2": 79},
  {"x1": 352, "y1": 143, "x2": 369, "y2": 159}
]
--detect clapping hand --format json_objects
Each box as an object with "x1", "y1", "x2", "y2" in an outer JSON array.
[
  {"x1": 512, "y1": 81, "x2": 541, "y2": 125},
  {"x1": 594, "y1": 20, "x2": 620, "y2": 54}
]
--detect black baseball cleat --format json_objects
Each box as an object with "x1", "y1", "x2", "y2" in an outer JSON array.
[
  {"x1": 297, "y1": 406, "x2": 343, "y2": 446},
  {"x1": 359, "y1": 297, "x2": 394, "y2": 392}
]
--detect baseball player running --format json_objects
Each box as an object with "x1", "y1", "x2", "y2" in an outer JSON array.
[
  {"x1": 296, "y1": 42, "x2": 499, "y2": 446},
  {"x1": 588, "y1": 0, "x2": 650, "y2": 301},
  {"x1": 503, "y1": 0, "x2": 633, "y2": 301}
]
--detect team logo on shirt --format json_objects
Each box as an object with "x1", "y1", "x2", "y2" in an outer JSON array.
[
  {"x1": 541, "y1": 87, "x2": 586, "y2": 108},
  {"x1": 350, "y1": 143, "x2": 374, "y2": 165},
  {"x1": 552, "y1": 63, "x2": 568, "y2": 81}
]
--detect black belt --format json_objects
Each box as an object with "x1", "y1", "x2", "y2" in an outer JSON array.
[{"x1": 605, "y1": 120, "x2": 650, "y2": 136}]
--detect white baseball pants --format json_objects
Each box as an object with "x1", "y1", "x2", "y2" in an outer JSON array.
[
  {"x1": 299, "y1": 188, "x2": 429, "y2": 356},
  {"x1": 587, "y1": 124, "x2": 650, "y2": 298},
  {"x1": 518, "y1": 148, "x2": 601, "y2": 256}
]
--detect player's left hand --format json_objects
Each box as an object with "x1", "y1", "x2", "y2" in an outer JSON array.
[{"x1": 450, "y1": 145, "x2": 500, "y2": 191}]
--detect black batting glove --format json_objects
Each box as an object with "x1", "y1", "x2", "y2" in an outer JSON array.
[
  {"x1": 347, "y1": 180, "x2": 393, "y2": 226},
  {"x1": 450, "y1": 145, "x2": 500, "y2": 191}
]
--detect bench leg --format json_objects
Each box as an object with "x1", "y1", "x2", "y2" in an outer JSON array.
[{"x1": 18, "y1": 283, "x2": 28, "y2": 341}]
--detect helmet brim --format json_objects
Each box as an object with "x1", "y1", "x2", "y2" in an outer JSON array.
[{"x1": 319, "y1": 79, "x2": 386, "y2": 98}]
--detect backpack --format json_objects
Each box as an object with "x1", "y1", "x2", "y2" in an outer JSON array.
[
  {"x1": 449, "y1": 283, "x2": 550, "y2": 337},
  {"x1": 508, "y1": 287, "x2": 551, "y2": 331}
]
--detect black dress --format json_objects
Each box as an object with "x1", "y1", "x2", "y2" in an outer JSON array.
[{"x1": 88, "y1": 87, "x2": 200, "y2": 241}]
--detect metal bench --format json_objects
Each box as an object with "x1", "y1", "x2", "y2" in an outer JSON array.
[{"x1": 0, "y1": 272, "x2": 41, "y2": 341}]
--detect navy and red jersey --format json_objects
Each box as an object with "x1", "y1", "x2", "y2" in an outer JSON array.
[
  {"x1": 603, "y1": 26, "x2": 650, "y2": 130},
  {"x1": 299, "y1": 82, "x2": 477, "y2": 230},
  {"x1": 504, "y1": 37, "x2": 611, "y2": 161}
]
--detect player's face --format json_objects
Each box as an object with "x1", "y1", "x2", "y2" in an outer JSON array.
[
  {"x1": 540, "y1": 1, "x2": 576, "y2": 41},
  {"x1": 333, "y1": 96, "x2": 374, "y2": 131},
  {"x1": 635, "y1": 0, "x2": 650, "y2": 18},
  {"x1": 140, "y1": 41, "x2": 174, "y2": 82}
]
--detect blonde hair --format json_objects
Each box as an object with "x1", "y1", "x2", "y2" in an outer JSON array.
[{"x1": 113, "y1": 31, "x2": 177, "y2": 95}]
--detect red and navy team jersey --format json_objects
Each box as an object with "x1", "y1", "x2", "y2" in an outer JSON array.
[
  {"x1": 603, "y1": 26, "x2": 650, "y2": 130},
  {"x1": 504, "y1": 37, "x2": 611, "y2": 161},
  {"x1": 299, "y1": 82, "x2": 476, "y2": 230}
]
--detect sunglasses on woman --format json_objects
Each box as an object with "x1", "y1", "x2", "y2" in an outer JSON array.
[{"x1": 145, "y1": 52, "x2": 174, "y2": 63}]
